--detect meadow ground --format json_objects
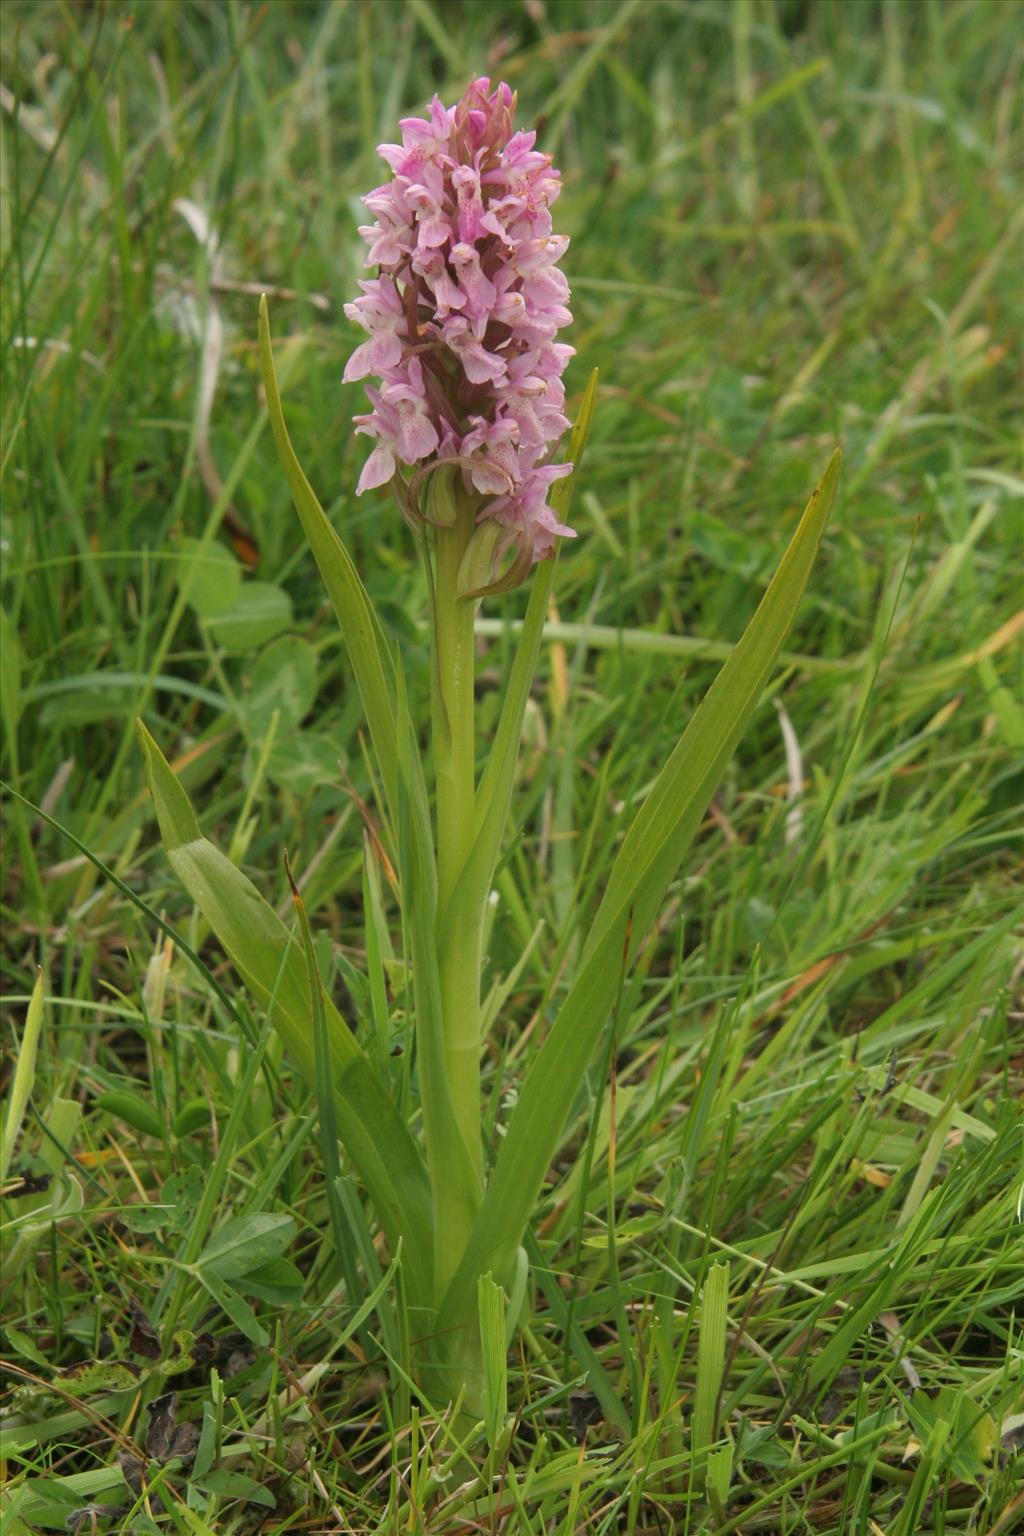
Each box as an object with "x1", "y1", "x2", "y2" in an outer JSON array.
[{"x1": 1, "y1": 1, "x2": 1022, "y2": 1531}]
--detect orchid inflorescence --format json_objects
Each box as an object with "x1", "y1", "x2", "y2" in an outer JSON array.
[{"x1": 344, "y1": 77, "x2": 575, "y2": 571}]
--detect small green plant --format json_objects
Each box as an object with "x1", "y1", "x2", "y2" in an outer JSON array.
[{"x1": 139, "y1": 78, "x2": 839, "y2": 1414}]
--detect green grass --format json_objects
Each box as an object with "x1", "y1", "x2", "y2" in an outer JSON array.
[{"x1": 2, "y1": 0, "x2": 1022, "y2": 1531}]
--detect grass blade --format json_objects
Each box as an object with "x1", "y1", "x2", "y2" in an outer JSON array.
[
  {"x1": 477, "y1": 1272, "x2": 508, "y2": 1450},
  {"x1": 1, "y1": 968, "x2": 45, "y2": 1185},
  {"x1": 692, "y1": 1261, "x2": 730, "y2": 1470}
]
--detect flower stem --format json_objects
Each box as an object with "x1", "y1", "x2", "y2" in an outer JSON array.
[
  {"x1": 432, "y1": 489, "x2": 485, "y2": 1232},
  {"x1": 434, "y1": 507, "x2": 477, "y2": 921}
]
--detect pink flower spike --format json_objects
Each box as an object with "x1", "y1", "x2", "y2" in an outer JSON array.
[{"x1": 344, "y1": 77, "x2": 575, "y2": 566}]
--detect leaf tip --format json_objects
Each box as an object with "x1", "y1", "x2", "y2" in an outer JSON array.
[
  {"x1": 136, "y1": 721, "x2": 202, "y2": 851},
  {"x1": 258, "y1": 294, "x2": 273, "y2": 371},
  {"x1": 282, "y1": 847, "x2": 301, "y2": 906},
  {"x1": 806, "y1": 446, "x2": 843, "y2": 531},
  {"x1": 135, "y1": 715, "x2": 156, "y2": 765}
]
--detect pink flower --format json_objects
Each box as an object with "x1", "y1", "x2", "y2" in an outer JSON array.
[
  {"x1": 378, "y1": 95, "x2": 455, "y2": 178},
  {"x1": 460, "y1": 415, "x2": 519, "y2": 495},
  {"x1": 449, "y1": 243, "x2": 497, "y2": 321},
  {"x1": 496, "y1": 371, "x2": 570, "y2": 452},
  {"x1": 412, "y1": 248, "x2": 465, "y2": 315},
  {"x1": 354, "y1": 358, "x2": 439, "y2": 495},
  {"x1": 452, "y1": 165, "x2": 504, "y2": 245},
  {"x1": 343, "y1": 77, "x2": 576, "y2": 563},
  {"x1": 406, "y1": 164, "x2": 451, "y2": 252},
  {"x1": 486, "y1": 463, "x2": 575, "y2": 562},
  {"x1": 342, "y1": 278, "x2": 407, "y2": 382},
  {"x1": 440, "y1": 315, "x2": 507, "y2": 386}
]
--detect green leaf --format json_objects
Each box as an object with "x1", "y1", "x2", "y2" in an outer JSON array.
[
  {"x1": 196, "y1": 1269, "x2": 267, "y2": 1346},
  {"x1": 163, "y1": 1167, "x2": 203, "y2": 1227},
  {"x1": 437, "y1": 450, "x2": 841, "y2": 1333},
  {"x1": 0, "y1": 605, "x2": 21, "y2": 742},
  {"x1": 136, "y1": 718, "x2": 434, "y2": 1310},
  {"x1": 1, "y1": 968, "x2": 44, "y2": 1183},
  {"x1": 208, "y1": 582, "x2": 293, "y2": 648},
  {"x1": 238, "y1": 1256, "x2": 305, "y2": 1304},
  {"x1": 3, "y1": 1324, "x2": 49, "y2": 1367},
  {"x1": 172, "y1": 1098, "x2": 212, "y2": 1137},
  {"x1": 264, "y1": 731, "x2": 341, "y2": 791},
  {"x1": 196, "y1": 1212, "x2": 295, "y2": 1281},
  {"x1": 56, "y1": 1360, "x2": 141, "y2": 1394},
  {"x1": 692, "y1": 1262, "x2": 730, "y2": 1469},
  {"x1": 177, "y1": 536, "x2": 242, "y2": 619},
  {"x1": 587, "y1": 450, "x2": 841, "y2": 964},
  {"x1": 39, "y1": 1098, "x2": 81, "y2": 1178},
  {"x1": 477, "y1": 1273, "x2": 507, "y2": 1450},
  {"x1": 94, "y1": 1089, "x2": 164, "y2": 1141},
  {"x1": 120, "y1": 1204, "x2": 170, "y2": 1234},
  {"x1": 258, "y1": 296, "x2": 403, "y2": 824},
  {"x1": 737, "y1": 1420, "x2": 791, "y2": 1468},
  {"x1": 284, "y1": 845, "x2": 354, "y2": 1314},
  {"x1": 707, "y1": 1444, "x2": 734, "y2": 1514},
  {"x1": 0, "y1": 1470, "x2": 131, "y2": 1529},
  {"x1": 908, "y1": 1387, "x2": 996, "y2": 1484},
  {"x1": 191, "y1": 1469, "x2": 275, "y2": 1507},
  {"x1": 241, "y1": 634, "x2": 318, "y2": 736}
]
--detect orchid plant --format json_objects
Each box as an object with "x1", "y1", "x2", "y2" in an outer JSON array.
[{"x1": 140, "y1": 78, "x2": 839, "y2": 1416}]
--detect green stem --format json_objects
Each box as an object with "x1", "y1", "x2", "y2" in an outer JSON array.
[
  {"x1": 434, "y1": 514, "x2": 477, "y2": 914},
  {"x1": 432, "y1": 493, "x2": 485, "y2": 1208}
]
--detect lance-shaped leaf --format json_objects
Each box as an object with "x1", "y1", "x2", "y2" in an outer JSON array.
[
  {"x1": 436, "y1": 450, "x2": 842, "y2": 1335},
  {"x1": 137, "y1": 720, "x2": 434, "y2": 1309},
  {"x1": 585, "y1": 452, "x2": 842, "y2": 966},
  {"x1": 259, "y1": 295, "x2": 431, "y2": 841}
]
